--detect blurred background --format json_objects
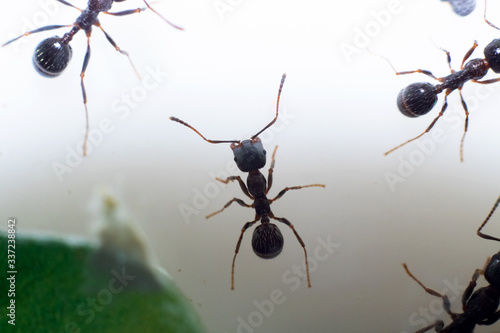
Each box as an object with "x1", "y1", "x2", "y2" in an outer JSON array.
[{"x1": 2, "y1": 0, "x2": 500, "y2": 332}]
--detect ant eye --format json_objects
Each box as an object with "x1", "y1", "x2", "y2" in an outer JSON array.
[
  {"x1": 397, "y1": 82, "x2": 437, "y2": 117},
  {"x1": 33, "y1": 37, "x2": 72, "y2": 77},
  {"x1": 263, "y1": 149, "x2": 266, "y2": 155},
  {"x1": 484, "y1": 39, "x2": 500, "y2": 73}
]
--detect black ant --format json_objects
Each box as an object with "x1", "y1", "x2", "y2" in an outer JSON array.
[
  {"x1": 169, "y1": 74, "x2": 325, "y2": 290},
  {"x1": 3, "y1": 0, "x2": 183, "y2": 156},
  {"x1": 384, "y1": 3, "x2": 500, "y2": 161},
  {"x1": 440, "y1": 0, "x2": 476, "y2": 16},
  {"x1": 402, "y1": 196, "x2": 500, "y2": 333}
]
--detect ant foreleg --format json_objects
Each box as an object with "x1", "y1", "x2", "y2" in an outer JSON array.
[
  {"x1": 403, "y1": 264, "x2": 458, "y2": 318},
  {"x1": 266, "y1": 146, "x2": 278, "y2": 194},
  {"x1": 271, "y1": 214, "x2": 311, "y2": 288},
  {"x1": 95, "y1": 22, "x2": 140, "y2": 79},
  {"x1": 460, "y1": 40, "x2": 479, "y2": 69},
  {"x1": 231, "y1": 217, "x2": 259, "y2": 290},
  {"x1": 270, "y1": 184, "x2": 325, "y2": 203},
  {"x1": 206, "y1": 198, "x2": 253, "y2": 219},
  {"x1": 105, "y1": 8, "x2": 146, "y2": 17},
  {"x1": 215, "y1": 176, "x2": 252, "y2": 199}
]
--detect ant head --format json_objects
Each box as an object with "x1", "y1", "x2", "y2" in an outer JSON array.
[
  {"x1": 251, "y1": 219, "x2": 284, "y2": 259},
  {"x1": 169, "y1": 73, "x2": 286, "y2": 172},
  {"x1": 484, "y1": 39, "x2": 500, "y2": 73},
  {"x1": 397, "y1": 82, "x2": 438, "y2": 117},
  {"x1": 231, "y1": 138, "x2": 266, "y2": 172},
  {"x1": 485, "y1": 252, "x2": 500, "y2": 287},
  {"x1": 33, "y1": 36, "x2": 72, "y2": 77}
]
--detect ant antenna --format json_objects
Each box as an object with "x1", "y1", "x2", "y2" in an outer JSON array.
[
  {"x1": 142, "y1": 0, "x2": 184, "y2": 30},
  {"x1": 477, "y1": 195, "x2": 500, "y2": 241},
  {"x1": 484, "y1": 0, "x2": 500, "y2": 31},
  {"x1": 251, "y1": 73, "x2": 286, "y2": 139},
  {"x1": 169, "y1": 117, "x2": 240, "y2": 144}
]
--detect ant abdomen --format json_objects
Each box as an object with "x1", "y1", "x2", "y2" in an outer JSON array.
[
  {"x1": 252, "y1": 223, "x2": 284, "y2": 259},
  {"x1": 397, "y1": 82, "x2": 438, "y2": 117},
  {"x1": 484, "y1": 39, "x2": 500, "y2": 73},
  {"x1": 32, "y1": 37, "x2": 73, "y2": 77}
]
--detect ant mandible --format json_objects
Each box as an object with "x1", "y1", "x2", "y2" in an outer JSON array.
[
  {"x1": 170, "y1": 74, "x2": 325, "y2": 290},
  {"x1": 384, "y1": 2, "x2": 500, "y2": 161},
  {"x1": 402, "y1": 196, "x2": 500, "y2": 333},
  {"x1": 3, "y1": 0, "x2": 183, "y2": 156}
]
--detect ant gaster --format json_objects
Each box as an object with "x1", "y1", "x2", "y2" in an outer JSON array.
[
  {"x1": 384, "y1": 3, "x2": 500, "y2": 161},
  {"x1": 402, "y1": 196, "x2": 500, "y2": 333},
  {"x1": 3, "y1": 0, "x2": 183, "y2": 156},
  {"x1": 170, "y1": 74, "x2": 325, "y2": 289}
]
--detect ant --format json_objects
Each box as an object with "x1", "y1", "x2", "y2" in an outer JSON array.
[
  {"x1": 2, "y1": 0, "x2": 183, "y2": 156},
  {"x1": 169, "y1": 74, "x2": 325, "y2": 290},
  {"x1": 402, "y1": 196, "x2": 500, "y2": 333},
  {"x1": 383, "y1": 2, "x2": 500, "y2": 161},
  {"x1": 440, "y1": 0, "x2": 476, "y2": 16}
]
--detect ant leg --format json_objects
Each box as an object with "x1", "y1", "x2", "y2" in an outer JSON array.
[
  {"x1": 460, "y1": 40, "x2": 478, "y2": 69},
  {"x1": 385, "y1": 90, "x2": 451, "y2": 156},
  {"x1": 438, "y1": 46, "x2": 454, "y2": 73},
  {"x1": 2, "y1": 24, "x2": 72, "y2": 47},
  {"x1": 266, "y1": 146, "x2": 278, "y2": 194},
  {"x1": 231, "y1": 217, "x2": 259, "y2": 290},
  {"x1": 458, "y1": 89, "x2": 469, "y2": 162},
  {"x1": 206, "y1": 198, "x2": 253, "y2": 219},
  {"x1": 461, "y1": 257, "x2": 489, "y2": 311},
  {"x1": 413, "y1": 321, "x2": 445, "y2": 333},
  {"x1": 105, "y1": 8, "x2": 146, "y2": 17},
  {"x1": 477, "y1": 196, "x2": 500, "y2": 241},
  {"x1": 215, "y1": 176, "x2": 252, "y2": 199},
  {"x1": 270, "y1": 184, "x2": 325, "y2": 203},
  {"x1": 377, "y1": 53, "x2": 442, "y2": 81},
  {"x1": 472, "y1": 77, "x2": 500, "y2": 85},
  {"x1": 270, "y1": 214, "x2": 311, "y2": 288},
  {"x1": 55, "y1": 0, "x2": 82, "y2": 11},
  {"x1": 94, "y1": 22, "x2": 140, "y2": 79},
  {"x1": 80, "y1": 31, "x2": 92, "y2": 156},
  {"x1": 403, "y1": 264, "x2": 458, "y2": 318}
]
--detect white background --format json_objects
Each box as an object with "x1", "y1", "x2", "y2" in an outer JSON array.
[{"x1": 3, "y1": 0, "x2": 500, "y2": 332}]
